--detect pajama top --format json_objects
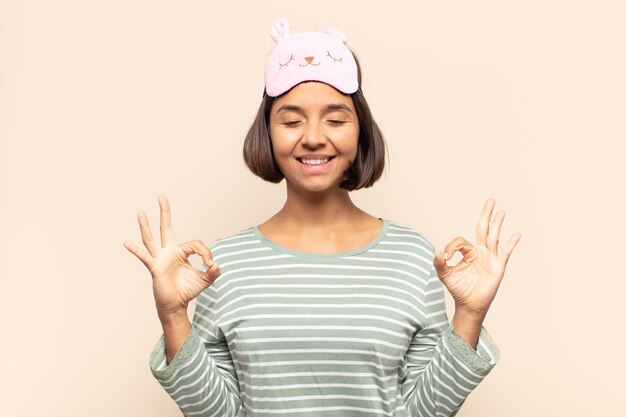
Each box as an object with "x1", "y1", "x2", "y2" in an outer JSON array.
[{"x1": 149, "y1": 219, "x2": 500, "y2": 417}]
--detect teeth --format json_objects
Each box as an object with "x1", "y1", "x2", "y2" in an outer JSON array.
[{"x1": 301, "y1": 158, "x2": 329, "y2": 165}]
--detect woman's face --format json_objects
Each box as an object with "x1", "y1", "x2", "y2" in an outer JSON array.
[{"x1": 268, "y1": 81, "x2": 360, "y2": 194}]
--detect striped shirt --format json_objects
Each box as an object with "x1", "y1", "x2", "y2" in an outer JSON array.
[{"x1": 149, "y1": 219, "x2": 500, "y2": 417}]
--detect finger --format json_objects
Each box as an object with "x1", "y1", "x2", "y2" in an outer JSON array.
[
  {"x1": 179, "y1": 239, "x2": 214, "y2": 268},
  {"x1": 123, "y1": 240, "x2": 155, "y2": 270},
  {"x1": 432, "y1": 249, "x2": 450, "y2": 280},
  {"x1": 179, "y1": 240, "x2": 222, "y2": 283},
  {"x1": 137, "y1": 211, "x2": 160, "y2": 256},
  {"x1": 476, "y1": 198, "x2": 496, "y2": 247},
  {"x1": 204, "y1": 258, "x2": 222, "y2": 284},
  {"x1": 159, "y1": 195, "x2": 175, "y2": 247},
  {"x1": 498, "y1": 232, "x2": 522, "y2": 269},
  {"x1": 487, "y1": 210, "x2": 505, "y2": 254},
  {"x1": 444, "y1": 236, "x2": 476, "y2": 265}
]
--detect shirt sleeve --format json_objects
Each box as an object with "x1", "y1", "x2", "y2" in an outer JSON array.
[
  {"x1": 148, "y1": 267, "x2": 243, "y2": 416},
  {"x1": 400, "y1": 264, "x2": 500, "y2": 417}
]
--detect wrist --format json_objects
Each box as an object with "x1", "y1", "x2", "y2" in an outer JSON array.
[
  {"x1": 158, "y1": 308, "x2": 190, "y2": 329},
  {"x1": 159, "y1": 312, "x2": 192, "y2": 365},
  {"x1": 452, "y1": 311, "x2": 485, "y2": 331},
  {"x1": 454, "y1": 302, "x2": 488, "y2": 323},
  {"x1": 452, "y1": 307, "x2": 487, "y2": 350}
]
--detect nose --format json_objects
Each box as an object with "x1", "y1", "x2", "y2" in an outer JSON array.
[
  {"x1": 301, "y1": 120, "x2": 327, "y2": 148},
  {"x1": 305, "y1": 56, "x2": 314, "y2": 63}
]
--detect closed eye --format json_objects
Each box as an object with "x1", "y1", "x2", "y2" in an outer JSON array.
[
  {"x1": 326, "y1": 51, "x2": 343, "y2": 63},
  {"x1": 279, "y1": 55, "x2": 294, "y2": 68},
  {"x1": 328, "y1": 120, "x2": 347, "y2": 125}
]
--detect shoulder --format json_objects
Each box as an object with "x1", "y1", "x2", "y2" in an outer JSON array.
[
  {"x1": 207, "y1": 226, "x2": 259, "y2": 253},
  {"x1": 199, "y1": 226, "x2": 264, "y2": 273},
  {"x1": 382, "y1": 219, "x2": 436, "y2": 258}
]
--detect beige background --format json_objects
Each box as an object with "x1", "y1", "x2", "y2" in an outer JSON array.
[{"x1": 1, "y1": 1, "x2": 624, "y2": 416}]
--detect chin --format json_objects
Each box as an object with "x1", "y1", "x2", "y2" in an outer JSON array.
[
  {"x1": 302, "y1": 182, "x2": 346, "y2": 194},
  {"x1": 286, "y1": 179, "x2": 341, "y2": 194}
]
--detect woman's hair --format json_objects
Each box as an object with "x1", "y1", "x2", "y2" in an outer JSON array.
[{"x1": 243, "y1": 52, "x2": 387, "y2": 191}]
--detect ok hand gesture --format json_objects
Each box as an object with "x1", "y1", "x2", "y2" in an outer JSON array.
[
  {"x1": 123, "y1": 195, "x2": 221, "y2": 324},
  {"x1": 433, "y1": 199, "x2": 521, "y2": 321}
]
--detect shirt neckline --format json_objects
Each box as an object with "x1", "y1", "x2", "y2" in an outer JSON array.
[{"x1": 252, "y1": 218, "x2": 390, "y2": 259}]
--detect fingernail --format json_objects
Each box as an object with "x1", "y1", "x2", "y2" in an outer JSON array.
[{"x1": 444, "y1": 252, "x2": 449, "y2": 260}]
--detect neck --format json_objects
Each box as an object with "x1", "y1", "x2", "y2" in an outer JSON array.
[{"x1": 274, "y1": 181, "x2": 362, "y2": 228}]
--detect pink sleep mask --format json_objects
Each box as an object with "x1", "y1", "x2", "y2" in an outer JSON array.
[{"x1": 264, "y1": 18, "x2": 359, "y2": 97}]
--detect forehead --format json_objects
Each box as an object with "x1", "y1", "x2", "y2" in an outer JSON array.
[{"x1": 271, "y1": 81, "x2": 355, "y2": 112}]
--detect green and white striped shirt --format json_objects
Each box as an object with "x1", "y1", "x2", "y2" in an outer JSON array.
[{"x1": 149, "y1": 219, "x2": 499, "y2": 417}]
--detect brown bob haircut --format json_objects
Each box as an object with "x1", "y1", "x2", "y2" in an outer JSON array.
[{"x1": 243, "y1": 52, "x2": 387, "y2": 191}]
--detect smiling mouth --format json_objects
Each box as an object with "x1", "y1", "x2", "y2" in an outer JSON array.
[{"x1": 297, "y1": 156, "x2": 335, "y2": 165}]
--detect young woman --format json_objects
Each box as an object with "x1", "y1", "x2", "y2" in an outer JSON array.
[{"x1": 124, "y1": 18, "x2": 521, "y2": 417}]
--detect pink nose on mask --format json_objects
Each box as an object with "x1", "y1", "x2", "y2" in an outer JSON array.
[{"x1": 264, "y1": 18, "x2": 359, "y2": 97}]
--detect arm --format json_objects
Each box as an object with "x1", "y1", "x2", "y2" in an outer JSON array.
[
  {"x1": 149, "y1": 275, "x2": 243, "y2": 417},
  {"x1": 125, "y1": 196, "x2": 243, "y2": 416},
  {"x1": 400, "y1": 265, "x2": 499, "y2": 417},
  {"x1": 401, "y1": 199, "x2": 520, "y2": 416}
]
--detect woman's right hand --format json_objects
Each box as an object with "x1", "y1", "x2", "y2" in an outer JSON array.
[{"x1": 123, "y1": 195, "x2": 221, "y2": 325}]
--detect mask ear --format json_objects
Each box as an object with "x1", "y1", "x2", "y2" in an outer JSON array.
[
  {"x1": 325, "y1": 27, "x2": 348, "y2": 44},
  {"x1": 271, "y1": 18, "x2": 290, "y2": 43}
]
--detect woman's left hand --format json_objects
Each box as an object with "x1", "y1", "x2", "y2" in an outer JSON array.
[{"x1": 433, "y1": 198, "x2": 521, "y2": 321}]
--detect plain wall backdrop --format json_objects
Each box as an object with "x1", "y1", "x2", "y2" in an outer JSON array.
[{"x1": 1, "y1": 1, "x2": 624, "y2": 416}]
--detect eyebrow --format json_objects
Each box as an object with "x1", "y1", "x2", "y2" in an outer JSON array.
[{"x1": 275, "y1": 103, "x2": 354, "y2": 114}]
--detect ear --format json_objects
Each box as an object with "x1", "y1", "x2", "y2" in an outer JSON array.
[
  {"x1": 270, "y1": 18, "x2": 290, "y2": 43},
  {"x1": 325, "y1": 27, "x2": 348, "y2": 44}
]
